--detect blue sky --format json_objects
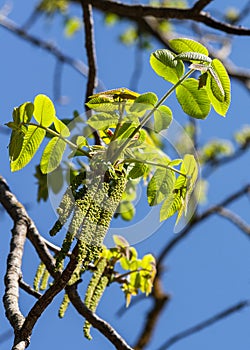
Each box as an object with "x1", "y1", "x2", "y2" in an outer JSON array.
[{"x1": 1, "y1": 1, "x2": 250, "y2": 349}]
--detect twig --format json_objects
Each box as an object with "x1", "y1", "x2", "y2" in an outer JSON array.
[
  {"x1": 81, "y1": 2, "x2": 102, "y2": 145},
  {"x1": 19, "y1": 279, "x2": 42, "y2": 299},
  {"x1": 215, "y1": 206, "x2": 250, "y2": 236},
  {"x1": 192, "y1": 0, "x2": 213, "y2": 13},
  {"x1": 81, "y1": 2, "x2": 97, "y2": 101},
  {"x1": 156, "y1": 299, "x2": 250, "y2": 350}
]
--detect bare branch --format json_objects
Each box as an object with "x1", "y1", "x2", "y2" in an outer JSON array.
[
  {"x1": 134, "y1": 276, "x2": 169, "y2": 350},
  {"x1": 19, "y1": 279, "x2": 42, "y2": 299},
  {"x1": 215, "y1": 207, "x2": 250, "y2": 236},
  {"x1": 75, "y1": 0, "x2": 250, "y2": 35},
  {"x1": 81, "y1": 2, "x2": 98, "y2": 101},
  {"x1": 0, "y1": 176, "x2": 28, "y2": 347},
  {"x1": 156, "y1": 299, "x2": 250, "y2": 350},
  {"x1": 192, "y1": 0, "x2": 213, "y2": 12}
]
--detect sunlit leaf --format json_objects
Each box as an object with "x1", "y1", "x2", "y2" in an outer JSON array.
[
  {"x1": 33, "y1": 94, "x2": 56, "y2": 127},
  {"x1": 87, "y1": 112, "x2": 119, "y2": 130},
  {"x1": 150, "y1": 49, "x2": 184, "y2": 84},
  {"x1": 147, "y1": 167, "x2": 175, "y2": 206},
  {"x1": 40, "y1": 137, "x2": 66, "y2": 174},
  {"x1": 169, "y1": 38, "x2": 209, "y2": 55},
  {"x1": 174, "y1": 52, "x2": 211, "y2": 63},
  {"x1": 154, "y1": 105, "x2": 172, "y2": 132},
  {"x1": 176, "y1": 78, "x2": 211, "y2": 119},
  {"x1": 10, "y1": 125, "x2": 46, "y2": 172},
  {"x1": 206, "y1": 59, "x2": 231, "y2": 116}
]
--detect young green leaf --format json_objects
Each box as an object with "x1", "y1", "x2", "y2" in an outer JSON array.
[
  {"x1": 54, "y1": 117, "x2": 70, "y2": 137},
  {"x1": 128, "y1": 162, "x2": 148, "y2": 179},
  {"x1": 40, "y1": 137, "x2": 66, "y2": 174},
  {"x1": 86, "y1": 96, "x2": 119, "y2": 112},
  {"x1": 130, "y1": 92, "x2": 158, "y2": 113},
  {"x1": 206, "y1": 59, "x2": 231, "y2": 116},
  {"x1": 176, "y1": 78, "x2": 211, "y2": 119},
  {"x1": 147, "y1": 167, "x2": 175, "y2": 206},
  {"x1": 33, "y1": 94, "x2": 56, "y2": 127},
  {"x1": 113, "y1": 235, "x2": 129, "y2": 248},
  {"x1": 154, "y1": 105, "x2": 173, "y2": 133},
  {"x1": 169, "y1": 38, "x2": 209, "y2": 55},
  {"x1": 87, "y1": 112, "x2": 119, "y2": 130},
  {"x1": 174, "y1": 52, "x2": 211, "y2": 63},
  {"x1": 150, "y1": 49, "x2": 184, "y2": 84},
  {"x1": 160, "y1": 193, "x2": 182, "y2": 222},
  {"x1": 175, "y1": 154, "x2": 198, "y2": 225},
  {"x1": 10, "y1": 125, "x2": 46, "y2": 172}
]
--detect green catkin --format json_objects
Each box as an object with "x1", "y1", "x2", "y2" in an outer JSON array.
[
  {"x1": 58, "y1": 292, "x2": 70, "y2": 318},
  {"x1": 49, "y1": 172, "x2": 86, "y2": 236},
  {"x1": 83, "y1": 258, "x2": 109, "y2": 340},
  {"x1": 91, "y1": 175, "x2": 127, "y2": 247},
  {"x1": 33, "y1": 261, "x2": 46, "y2": 291},
  {"x1": 55, "y1": 175, "x2": 102, "y2": 271},
  {"x1": 40, "y1": 268, "x2": 50, "y2": 291}
]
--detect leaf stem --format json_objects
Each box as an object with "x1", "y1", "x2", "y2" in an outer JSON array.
[
  {"x1": 111, "y1": 69, "x2": 195, "y2": 162},
  {"x1": 124, "y1": 158, "x2": 187, "y2": 177},
  {"x1": 26, "y1": 122, "x2": 91, "y2": 158}
]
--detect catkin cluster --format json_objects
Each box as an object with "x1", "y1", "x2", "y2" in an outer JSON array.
[
  {"x1": 83, "y1": 257, "x2": 109, "y2": 340},
  {"x1": 49, "y1": 169, "x2": 127, "y2": 273}
]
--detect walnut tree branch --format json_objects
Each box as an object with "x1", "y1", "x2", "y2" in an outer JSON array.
[{"x1": 76, "y1": 0, "x2": 250, "y2": 35}]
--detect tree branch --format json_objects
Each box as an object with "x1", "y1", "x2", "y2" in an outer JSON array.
[
  {"x1": 215, "y1": 207, "x2": 250, "y2": 237},
  {"x1": 156, "y1": 299, "x2": 250, "y2": 350},
  {"x1": 192, "y1": 0, "x2": 213, "y2": 13},
  {"x1": 76, "y1": 0, "x2": 250, "y2": 35}
]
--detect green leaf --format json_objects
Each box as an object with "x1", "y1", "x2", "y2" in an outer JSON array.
[
  {"x1": 33, "y1": 94, "x2": 56, "y2": 127},
  {"x1": 150, "y1": 49, "x2": 184, "y2": 84},
  {"x1": 130, "y1": 92, "x2": 158, "y2": 113},
  {"x1": 169, "y1": 38, "x2": 209, "y2": 55},
  {"x1": 8, "y1": 128, "x2": 26, "y2": 162},
  {"x1": 154, "y1": 105, "x2": 172, "y2": 133},
  {"x1": 76, "y1": 136, "x2": 88, "y2": 147},
  {"x1": 168, "y1": 159, "x2": 182, "y2": 166},
  {"x1": 113, "y1": 235, "x2": 129, "y2": 248},
  {"x1": 119, "y1": 201, "x2": 135, "y2": 221},
  {"x1": 128, "y1": 162, "x2": 148, "y2": 179},
  {"x1": 18, "y1": 102, "x2": 34, "y2": 123},
  {"x1": 176, "y1": 78, "x2": 211, "y2": 119},
  {"x1": 174, "y1": 52, "x2": 211, "y2": 63},
  {"x1": 86, "y1": 96, "x2": 121, "y2": 112},
  {"x1": 160, "y1": 154, "x2": 198, "y2": 223},
  {"x1": 175, "y1": 154, "x2": 198, "y2": 224},
  {"x1": 54, "y1": 117, "x2": 70, "y2": 137},
  {"x1": 87, "y1": 112, "x2": 119, "y2": 130},
  {"x1": 10, "y1": 125, "x2": 46, "y2": 172},
  {"x1": 147, "y1": 167, "x2": 175, "y2": 206},
  {"x1": 206, "y1": 59, "x2": 231, "y2": 116},
  {"x1": 40, "y1": 137, "x2": 66, "y2": 174}
]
